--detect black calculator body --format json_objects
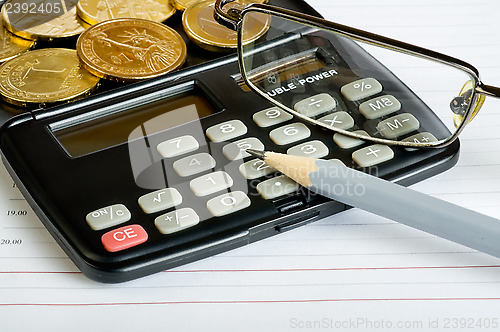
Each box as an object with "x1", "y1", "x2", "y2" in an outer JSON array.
[{"x1": 0, "y1": 1, "x2": 459, "y2": 283}]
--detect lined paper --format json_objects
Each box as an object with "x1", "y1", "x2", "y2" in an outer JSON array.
[{"x1": 3, "y1": 1, "x2": 500, "y2": 331}]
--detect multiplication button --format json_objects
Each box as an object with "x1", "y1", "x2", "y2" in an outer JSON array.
[
  {"x1": 207, "y1": 191, "x2": 251, "y2": 217},
  {"x1": 155, "y1": 208, "x2": 200, "y2": 234},
  {"x1": 86, "y1": 204, "x2": 131, "y2": 231},
  {"x1": 341, "y1": 78, "x2": 382, "y2": 101},
  {"x1": 138, "y1": 188, "x2": 182, "y2": 214},
  {"x1": 157, "y1": 135, "x2": 199, "y2": 158},
  {"x1": 317, "y1": 111, "x2": 354, "y2": 130}
]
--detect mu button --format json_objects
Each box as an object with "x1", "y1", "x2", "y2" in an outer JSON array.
[{"x1": 101, "y1": 225, "x2": 148, "y2": 252}]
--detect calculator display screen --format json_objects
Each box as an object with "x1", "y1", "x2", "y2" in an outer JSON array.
[{"x1": 53, "y1": 91, "x2": 218, "y2": 157}]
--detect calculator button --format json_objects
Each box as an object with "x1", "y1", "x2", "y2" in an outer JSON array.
[
  {"x1": 359, "y1": 95, "x2": 401, "y2": 119},
  {"x1": 253, "y1": 107, "x2": 293, "y2": 127},
  {"x1": 256, "y1": 175, "x2": 299, "y2": 200},
  {"x1": 222, "y1": 137, "x2": 265, "y2": 160},
  {"x1": 157, "y1": 135, "x2": 199, "y2": 158},
  {"x1": 269, "y1": 122, "x2": 311, "y2": 145},
  {"x1": 138, "y1": 188, "x2": 182, "y2": 214},
  {"x1": 340, "y1": 78, "x2": 383, "y2": 101},
  {"x1": 402, "y1": 132, "x2": 438, "y2": 144},
  {"x1": 206, "y1": 120, "x2": 247, "y2": 143},
  {"x1": 294, "y1": 93, "x2": 336, "y2": 117},
  {"x1": 317, "y1": 111, "x2": 354, "y2": 130},
  {"x1": 101, "y1": 225, "x2": 148, "y2": 252},
  {"x1": 287, "y1": 140, "x2": 329, "y2": 158},
  {"x1": 207, "y1": 191, "x2": 251, "y2": 217},
  {"x1": 239, "y1": 158, "x2": 276, "y2": 180},
  {"x1": 334, "y1": 130, "x2": 369, "y2": 149},
  {"x1": 352, "y1": 144, "x2": 394, "y2": 167},
  {"x1": 155, "y1": 208, "x2": 200, "y2": 234},
  {"x1": 376, "y1": 113, "x2": 420, "y2": 139},
  {"x1": 190, "y1": 171, "x2": 233, "y2": 197},
  {"x1": 86, "y1": 204, "x2": 131, "y2": 231},
  {"x1": 173, "y1": 153, "x2": 216, "y2": 177}
]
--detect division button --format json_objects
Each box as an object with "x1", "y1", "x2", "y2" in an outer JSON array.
[
  {"x1": 253, "y1": 107, "x2": 293, "y2": 127},
  {"x1": 269, "y1": 122, "x2": 311, "y2": 145},
  {"x1": 190, "y1": 171, "x2": 233, "y2": 196},
  {"x1": 86, "y1": 204, "x2": 131, "y2": 231},
  {"x1": 155, "y1": 208, "x2": 200, "y2": 234},
  {"x1": 294, "y1": 93, "x2": 336, "y2": 118},
  {"x1": 206, "y1": 120, "x2": 247, "y2": 142},
  {"x1": 138, "y1": 188, "x2": 183, "y2": 214},
  {"x1": 101, "y1": 225, "x2": 148, "y2": 253},
  {"x1": 157, "y1": 135, "x2": 199, "y2": 158},
  {"x1": 173, "y1": 153, "x2": 216, "y2": 177},
  {"x1": 256, "y1": 175, "x2": 299, "y2": 200},
  {"x1": 341, "y1": 78, "x2": 383, "y2": 101},
  {"x1": 207, "y1": 191, "x2": 251, "y2": 217},
  {"x1": 359, "y1": 95, "x2": 401, "y2": 119},
  {"x1": 376, "y1": 113, "x2": 420, "y2": 139},
  {"x1": 352, "y1": 144, "x2": 394, "y2": 167}
]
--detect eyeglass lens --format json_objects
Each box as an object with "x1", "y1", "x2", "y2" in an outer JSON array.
[{"x1": 239, "y1": 11, "x2": 478, "y2": 146}]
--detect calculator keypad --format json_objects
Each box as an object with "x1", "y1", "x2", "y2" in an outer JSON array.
[
  {"x1": 253, "y1": 107, "x2": 293, "y2": 127},
  {"x1": 340, "y1": 77, "x2": 383, "y2": 101},
  {"x1": 334, "y1": 130, "x2": 369, "y2": 149},
  {"x1": 269, "y1": 122, "x2": 311, "y2": 145},
  {"x1": 317, "y1": 111, "x2": 354, "y2": 130},
  {"x1": 138, "y1": 188, "x2": 183, "y2": 214},
  {"x1": 222, "y1": 137, "x2": 265, "y2": 160},
  {"x1": 157, "y1": 135, "x2": 199, "y2": 158},
  {"x1": 352, "y1": 144, "x2": 394, "y2": 167},
  {"x1": 173, "y1": 152, "x2": 216, "y2": 177},
  {"x1": 155, "y1": 208, "x2": 200, "y2": 234},
  {"x1": 294, "y1": 93, "x2": 336, "y2": 117},
  {"x1": 189, "y1": 171, "x2": 233, "y2": 197},
  {"x1": 359, "y1": 95, "x2": 401, "y2": 119},
  {"x1": 287, "y1": 140, "x2": 329, "y2": 158},
  {"x1": 206, "y1": 120, "x2": 248, "y2": 142},
  {"x1": 86, "y1": 204, "x2": 131, "y2": 231},
  {"x1": 256, "y1": 175, "x2": 300, "y2": 200},
  {"x1": 239, "y1": 158, "x2": 276, "y2": 179},
  {"x1": 207, "y1": 191, "x2": 251, "y2": 217}
]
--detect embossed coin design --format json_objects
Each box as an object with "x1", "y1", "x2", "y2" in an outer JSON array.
[
  {"x1": 174, "y1": 0, "x2": 267, "y2": 11},
  {"x1": 0, "y1": 48, "x2": 100, "y2": 107},
  {"x1": 0, "y1": 24, "x2": 34, "y2": 63},
  {"x1": 77, "y1": 0, "x2": 176, "y2": 25},
  {"x1": 77, "y1": 18, "x2": 187, "y2": 82},
  {"x1": 182, "y1": 0, "x2": 270, "y2": 53},
  {"x1": 1, "y1": 0, "x2": 86, "y2": 41}
]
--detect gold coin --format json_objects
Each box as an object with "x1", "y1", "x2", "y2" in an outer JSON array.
[
  {"x1": 1, "y1": 0, "x2": 86, "y2": 41},
  {"x1": 0, "y1": 48, "x2": 100, "y2": 107},
  {"x1": 0, "y1": 24, "x2": 34, "y2": 63},
  {"x1": 172, "y1": 0, "x2": 267, "y2": 11},
  {"x1": 182, "y1": 0, "x2": 270, "y2": 53},
  {"x1": 76, "y1": 18, "x2": 187, "y2": 82},
  {"x1": 77, "y1": 0, "x2": 176, "y2": 25}
]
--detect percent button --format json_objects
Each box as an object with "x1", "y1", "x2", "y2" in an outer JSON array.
[{"x1": 341, "y1": 78, "x2": 383, "y2": 101}]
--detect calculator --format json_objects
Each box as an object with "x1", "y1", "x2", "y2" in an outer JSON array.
[{"x1": 0, "y1": 0, "x2": 459, "y2": 282}]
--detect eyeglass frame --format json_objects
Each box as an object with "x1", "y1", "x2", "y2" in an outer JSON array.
[{"x1": 214, "y1": 0, "x2": 500, "y2": 149}]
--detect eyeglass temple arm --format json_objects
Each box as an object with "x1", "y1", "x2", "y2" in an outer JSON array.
[
  {"x1": 476, "y1": 83, "x2": 500, "y2": 99},
  {"x1": 214, "y1": 0, "x2": 241, "y2": 31}
]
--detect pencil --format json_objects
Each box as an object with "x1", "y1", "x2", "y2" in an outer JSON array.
[{"x1": 247, "y1": 149, "x2": 500, "y2": 259}]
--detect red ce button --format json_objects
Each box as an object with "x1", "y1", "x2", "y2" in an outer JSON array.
[{"x1": 101, "y1": 225, "x2": 148, "y2": 252}]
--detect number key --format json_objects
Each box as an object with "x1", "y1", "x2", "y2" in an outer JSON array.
[
  {"x1": 287, "y1": 140, "x2": 329, "y2": 158},
  {"x1": 269, "y1": 122, "x2": 311, "y2": 145},
  {"x1": 253, "y1": 107, "x2": 293, "y2": 127},
  {"x1": 239, "y1": 158, "x2": 276, "y2": 179},
  {"x1": 157, "y1": 135, "x2": 199, "y2": 158},
  {"x1": 190, "y1": 171, "x2": 233, "y2": 197},
  {"x1": 206, "y1": 120, "x2": 247, "y2": 142},
  {"x1": 222, "y1": 137, "x2": 264, "y2": 160}
]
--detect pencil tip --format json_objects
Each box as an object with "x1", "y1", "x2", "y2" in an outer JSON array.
[{"x1": 246, "y1": 149, "x2": 266, "y2": 160}]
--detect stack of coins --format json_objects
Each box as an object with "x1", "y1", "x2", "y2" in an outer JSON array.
[{"x1": 0, "y1": 0, "x2": 270, "y2": 107}]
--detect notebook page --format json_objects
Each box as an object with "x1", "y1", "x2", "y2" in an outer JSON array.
[{"x1": 3, "y1": 1, "x2": 500, "y2": 331}]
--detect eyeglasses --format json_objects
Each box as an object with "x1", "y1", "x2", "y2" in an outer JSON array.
[{"x1": 214, "y1": 0, "x2": 500, "y2": 148}]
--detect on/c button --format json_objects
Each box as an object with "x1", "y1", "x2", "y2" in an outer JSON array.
[{"x1": 101, "y1": 225, "x2": 148, "y2": 252}]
